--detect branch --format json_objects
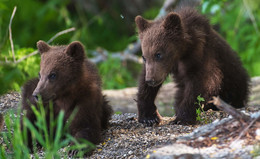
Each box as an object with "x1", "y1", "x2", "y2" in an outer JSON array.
[
  {"x1": 47, "y1": 27, "x2": 75, "y2": 44},
  {"x1": 235, "y1": 116, "x2": 260, "y2": 141},
  {"x1": 15, "y1": 27, "x2": 76, "y2": 64},
  {"x1": 2, "y1": 0, "x2": 180, "y2": 65},
  {"x1": 15, "y1": 50, "x2": 38, "y2": 64},
  {"x1": 9, "y1": 6, "x2": 17, "y2": 63},
  {"x1": 0, "y1": 27, "x2": 76, "y2": 65},
  {"x1": 209, "y1": 96, "x2": 250, "y2": 122},
  {"x1": 89, "y1": 47, "x2": 142, "y2": 64}
]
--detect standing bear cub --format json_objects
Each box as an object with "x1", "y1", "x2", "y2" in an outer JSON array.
[
  {"x1": 135, "y1": 8, "x2": 250, "y2": 125},
  {"x1": 21, "y1": 41, "x2": 112, "y2": 151}
]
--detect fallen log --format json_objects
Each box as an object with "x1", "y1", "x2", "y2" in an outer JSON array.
[{"x1": 209, "y1": 96, "x2": 251, "y2": 122}]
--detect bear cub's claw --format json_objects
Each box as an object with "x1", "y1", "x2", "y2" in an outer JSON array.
[{"x1": 138, "y1": 115, "x2": 161, "y2": 126}]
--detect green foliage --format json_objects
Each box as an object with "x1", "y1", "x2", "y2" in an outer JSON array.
[
  {"x1": 114, "y1": 111, "x2": 122, "y2": 115},
  {"x1": 1, "y1": 0, "x2": 259, "y2": 94},
  {"x1": 195, "y1": 95, "x2": 212, "y2": 124},
  {"x1": 0, "y1": 101, "x2": 94, "y2": 158},
  {"x1": 201, "y1": 0, "x2": 260, "y2": 77},
  {"x1": 0, "y1": 0, "x2": 147, "y2": 94},
  {"x1": 0, "y1": 0, "x2": 137, "y2": 51},
  {"x1": 0, "y1": 0, "x2": 71, "y2": 48},
  {"x1": 98, "y1": 57, "x2": 138, "y2": 89},
  {"x1": 1, "y1": 110, "x2": 31, "y2": 158},
  {"x1": 142, "y1": 7, "x2": 160, "y2": 19},
  {"x1": 74, "y1": 13, "x2": 135, "y2": 51},
  {"x1": 195, "y1": 95, "x2": 205, "y2": 122},
  {"x1": 0, "y1": 47, "x2": 40, "y2": 95}
]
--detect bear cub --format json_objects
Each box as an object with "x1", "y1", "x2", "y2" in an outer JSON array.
[
  {"x1": 135, "y1": 8, "x2": 250, "y2": 125},
  {"x1": 21, "y1": 41, "x2": 112, "y2": 151}
]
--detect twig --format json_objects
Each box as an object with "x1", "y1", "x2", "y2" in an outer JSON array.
[
  {"x1": 1, "y1": 5, "x2": 76, "y2": 65},
  {"x1": 235, "y1": 116, "x2": 260, "y2": 141},
  {"x1": 47, "y1": 27, "x2": 75, "y2": 44},
  {"x1": 0, "y1": 27, "x2": 76, "y2": 65},
  {"x1": 209, "y1": 96, "x2": 250, "y2": 122},
  {"x1": 9, "y1": 6, "x2": 17, "y2": 63},
  {"x1": 2, "y1": 0, "x2": 180, "y2": 65},
  {"x1": 15, "y1": 50, "x2": 38, "y2": 64},
  {"x1": 18, "y1": 27, "x2": 75, "y2": 64}
]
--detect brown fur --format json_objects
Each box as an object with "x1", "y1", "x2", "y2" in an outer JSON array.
[
  {"x1": 21, "y1": 41, "x2": 113, "y2": 151},
  {"x1": 135, "y1": 8, "x2": 250, "y2": 125}
]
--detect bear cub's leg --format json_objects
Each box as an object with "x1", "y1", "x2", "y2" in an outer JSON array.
[
  {"x1": 172, "y1": 83, "x2": 199, "y2": 125},
  {"x1": 137, "y1": 68, "x2": 162, "y2": 126}
]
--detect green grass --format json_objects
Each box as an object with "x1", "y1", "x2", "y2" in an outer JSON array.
[{"x1": 0, "y1": 102, "x2": 95, "y2": 158}]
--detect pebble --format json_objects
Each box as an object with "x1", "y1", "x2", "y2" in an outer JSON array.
[{"x1": 1, "y1": 89, "x2": 260, "y2": 158}]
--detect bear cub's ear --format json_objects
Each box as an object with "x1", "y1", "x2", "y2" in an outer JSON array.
[
  {"x1": 163, "y1": 12, "x2": 182, "y2": 32},
  {"x1": 135, "y1": 16, "x2": 151, "y2": 33},
  {"x1": 37, "y1": 40, "x2": 50, "y2": 54},
  {"x1": 65, "y1": 41, "x2": 85, "y2": 61}
]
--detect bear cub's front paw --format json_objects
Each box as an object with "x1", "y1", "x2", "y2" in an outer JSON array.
[{"x1": 138, "y1": 112, "x2": 161, "y2": 126}]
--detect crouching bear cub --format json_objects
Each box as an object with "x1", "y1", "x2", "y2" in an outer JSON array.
[
  {"x1": 135, "y1": 8, "x2": 250, "y2": 125},
  {"x1": 21, "y1": 41, "x2": 112, "y2": 153}
]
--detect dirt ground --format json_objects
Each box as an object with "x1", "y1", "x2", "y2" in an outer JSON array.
[
  {"x1": 0, "y1": 77, "x2": 259, "y2": 158},
  {"x1": 103, "y1": 76, "x2": 260, "y2": 116}
]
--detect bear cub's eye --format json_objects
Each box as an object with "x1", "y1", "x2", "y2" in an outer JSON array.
[
  {"x1": 142, "y1": 56, "x2": 146, "y2": 63},
  {"x1": 155, "y1": 53, "x2": 162, "y2": 60},
  {"x1": 48, "y1": 72, "x2": 57, "y2": 80}
]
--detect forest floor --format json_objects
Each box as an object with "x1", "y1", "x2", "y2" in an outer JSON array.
[{"x1": 0, "y1": 77, "x2": 260, "y2": 158}]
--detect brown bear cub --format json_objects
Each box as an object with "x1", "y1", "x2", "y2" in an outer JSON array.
[
  {"x1": 21, "y1": 41, "x2": 112, "y2": 151},
  {"x1": 135, "y1": 8, "x2": 250, "y2": 125}
]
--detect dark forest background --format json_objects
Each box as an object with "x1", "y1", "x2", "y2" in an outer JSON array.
[{"x1": 0, "y1": 0, "x2": 259, "y2": 94}]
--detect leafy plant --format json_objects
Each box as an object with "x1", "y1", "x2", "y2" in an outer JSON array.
[
  {"x1": 0, "y1": 101, "x2": 94, "y2": 158},
  {"x1": 195, "y1": 95, "x2": 213, "y2": 124},
  {"x1": 201, "y1": 0, "x2": 260, "y2": 77},
  {"x1": 195, "y1": 95, "x2": 205, "y2": 122},
  {"x1": 114, "y1": 111, "x2": 122, "y2": 115}
]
